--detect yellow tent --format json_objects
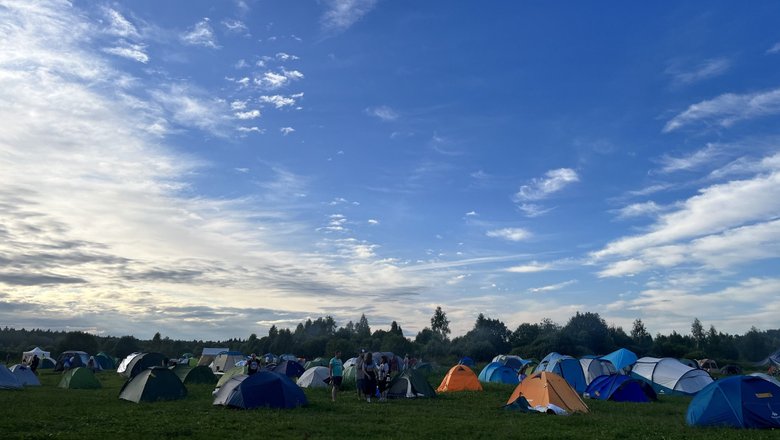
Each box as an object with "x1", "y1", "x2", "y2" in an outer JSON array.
[
  {"x1": 437, "y1": 365, "x2": 483, "y2": 392},
  {"x1": 506, "y1": 371, "x2": 589, "y2": 413}
]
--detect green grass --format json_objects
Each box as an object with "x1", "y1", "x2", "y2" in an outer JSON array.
[{"x1": 0, "y1": 369, "x2": 776, "y2": 439}]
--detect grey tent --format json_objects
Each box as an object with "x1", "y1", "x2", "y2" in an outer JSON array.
[
  {"x1": 0, "y1": 365, "x2": 22, "y2": 390},
  {"x1": 387, "y1": 369, "x2": 436, "y2": 398},
  {"x1": 10, "y1": 364, "x2": 40, "y2": 386},
  {"x1": 119, "y1": 367, "x2": 187, "y2": 403}
]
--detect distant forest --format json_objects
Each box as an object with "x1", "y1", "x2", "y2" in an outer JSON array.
[{"x1": 1, "y1": 309, "x2": 778, "y2": 365}]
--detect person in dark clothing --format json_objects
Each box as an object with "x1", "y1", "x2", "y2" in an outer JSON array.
[
  {"x1": 247, "y1": 353, "x2": 261, "y2": 375},
  {"x1": 30, "y1": 355, "x2": 40, "y2": 374},
  {"x1": 362, "y1": 352, "x2": 377, "y2": 403}
]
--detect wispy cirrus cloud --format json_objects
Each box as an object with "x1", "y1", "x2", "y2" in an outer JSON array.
[
  {"x1": 767, "y1": 42, "x2": 780, "y2": 54},
  {"x1": 104, "y1": 7, "x2": 140, "y2": 39},
  {"x1": 486, "y1": 228, "x2": 532, "y2": 242},
  {"x1": 614, "y1": 201, "x2": 665, "y2": 220},
  {"x1": 657, "y1": 143, "x2": 723, "y2": 173},
  {"x1": 366, "y1": 105, "x2": 399, "y2": 121},
  {"x1": 181, "y1": 18, "x2": 219, "y2": 49},
  {"x1": 515, "y1": 168, "x2": 579, "y2": 201},
  {"x1": 103, "y1": 41, "x2": 149, "y2": 63},
  {"x1": 528, "y1": 279, "x2": 577, "y2": 293},
  {"x1": 665, "y1": 57, "x2": 730, "y2": 87},
  {"x1": 663, "y1": 88, "x2": 780, "y2": 132},
  {"x1": 506, "y1": 261, "x2": 551, "y2": 273},
  {"x1": 321, "y1": 0, "x2": 378, "y2": 33}
]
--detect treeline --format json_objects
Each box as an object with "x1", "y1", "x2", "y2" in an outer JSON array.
[{"x1": 1, "y1": 310, "x2": 778, "y2": 365}]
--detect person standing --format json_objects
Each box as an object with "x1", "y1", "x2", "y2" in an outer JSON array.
[
  {"x1": 362, "y1": 352, "x2": 377, "y2": 403},
  {"x1": 328, "y1": 350, "x2": 343, "y2": 402},
  {"x1": 247, "y1": 353, "x2": 261, "y2": 375},
  {"x1": 355, "y1": 349, "x2": 366, "y2": 400},
  {"x1": 377, "y1": 355, "x2": 390, "y2": 401},
  {"x1": 30, "y1": 354, "x2": 40, "y2": 375}
]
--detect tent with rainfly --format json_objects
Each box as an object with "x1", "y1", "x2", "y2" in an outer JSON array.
[
  {"x1": 54, "y1": 351, "x2": 89, "y2": 371},
  {"x1": 297, "y1": 366, "x2": 330, "y2": 388},
  {"x1": 303, "y1": 357, "x2": 328, "y2": 370},
  {"x1": 272, "y1": 359, "x2": 305, "y2": 378},
  {"x1": 212, "y1": 351, "x2": 245, "y2": 373},
  {"x1": 631, "y1": 357, "x2": 713, "y2": 396},
  {"x1": 536, "y1": 352, "x2": 587, "y2": 393},
  {"x1": 94, "y1": 352, "x2": 116, "y2": 370},
  {"x1": 507, "y1": 372, "x2": 589, "y2": 414},
  {"x1": 117, "y1": 352, "x2": 141, "y2": 375},
  {"x1": 172, "y1": 365, "x2": 217, "y2": 384},
  {"x1": 10, "y1": 364, "x2": 40, "y2": 386},
  {"x1": 749, "y1": 373, "x2": 780, "y2": 388},
  {"x1": 686, "y1": 375, "x2": 780, "y2": 429},
  {"x1": 580, "y1": 358, "x2": 617, "y2": 385},
  {"x1": 213, "y1": 371, "x2": 307, "y2": 409},
  {"x1": 584, "y1": 374, "x2": 656, "y2": 403},
  {"x1": 122, "y1": 352, "x2": 167, "y2": 379},
  {"x1": 437, "y1": 365, "x2": 482, "y2": 392},
  {"x1": 119, "y1": 367, "x2": 187, "y2": 403},
  {"x1": 59, "y1": 367, "x2": 101, "y2": 389},
  {"x1": 388, "y1": 369, "x2": 436, "y2": 398},
  {"x1": 478, "y1": 362, "x2": 519, "y2": 385},
  {"x1": 0, "y1": 364, "x2": 22, "y2": 390},
  {"x1": 216, "y1": 365, "x2": 248, "y2": 388},
  {"x1": 599, "y1": 348, "x2": 637, "y2": 372}
]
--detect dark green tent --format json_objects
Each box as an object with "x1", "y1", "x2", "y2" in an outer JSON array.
[
  {"x1": 95, "y1": 352, "x2": 116, "y2": 370},
  {"x1": 304, "y1": 357, "x2": 328, "y2": 369},
  {"x1": 388, "y1": 369, "x2": 436, "y2": 398},
  {"x1": 59, "y1": 367, "x2": 101, "y2": 389},
  {"x1": 172, "y1": 365, "x2": 216, "y2": 384},
  {"x1": 123, "y1": 352, "x2": 167, "y2": 379},
  {"x1": 119, "y1": 367, "x2": 187, "y2": 403}
]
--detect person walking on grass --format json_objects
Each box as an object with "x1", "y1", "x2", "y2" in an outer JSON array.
[
  {"x1": 328, "y1": 350, "x2": 343, "y2": 402},
  {"x1": 362, "y1": 352, "x2": 377, "y2": 403},
  {"x1": 378, "y1": 355, "x2": 390, "y2": 401},
  {"x1": 355, "y1": 349, "x2": 366, "y2": 400}
]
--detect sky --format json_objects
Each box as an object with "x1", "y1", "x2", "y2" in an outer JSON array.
[{"x1": 1, "y1": 0, "x2": 780, "y2": 342}]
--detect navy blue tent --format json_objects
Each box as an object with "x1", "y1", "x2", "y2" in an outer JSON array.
[
  {"x1": 686, "y1": 375, "x2": 780, "y2": 429},
  {"x1": 213, "y1": 371, "x2": 308, "y2": 409},
  {"x1": 271, "y1": 359, "x2": 305, "y2": 378},
  {"x1": 585, "y1": 374, "x2": 657, "y2": 403}
]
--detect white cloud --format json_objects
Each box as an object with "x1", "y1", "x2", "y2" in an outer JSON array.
[
  {"x1": 237, "y1": 126, "x2": 263, "y2": 133},
  {"x1": 222, "y1": 19, "x2": 248, "y2": 34},
  {"x1": 104, "y1": 8, "x2": 139, "y2": 39},
  {"x1": 506, "y1": 262, "x2": 551, "y2": 273},
  {"x1": 276, "y1": 52, "x2": 299, "y2": 61},
  {"x1": 280, "y1": 126, "x2": 295, "y2": 135},
  {"x1": 664, "y1": 88, "x2": 780, "y2": 132},
  {"x1": 103, "y1": 42, "x2": 149, "y2": 63},
  {"x1": 255, "y1": 69, "x2": 304, "y2": 90},
  {"x1": 658, "y1": 143, "x2": 722, "y2": 173},
  {"x1": 260, "y1": 94, "x2": 298, "y2": 108},
  {"x1": 528, "y1": 279, "x2": 577, "y2": 293},
  {"x1": 234, "y1": 109, "x2": 261, "y2": 120},
  {"x1": 665, "y1": 57, "x2": 730, "y2": 86},
  {"x1": 486, "y1": 228, "x2": 531, "y2": 242},
  {"x1": 150, "y1": 84, "x2": 230, "y2": 135},
  {"x1": 767, "y1": 42, "x2": 780, "y2": 54},
  {"x1": 321, "y1": 0, "x2": 378, "y2": 32},
  {"x1": 598, "y1": 258, "x2": 647, "y2": 277},
  {"x1": 515, "y1": 168, "x2": 579, "y2": 201},
  {"x1": 366, "y1": 105, "x2": 398, "y2": 121},
  {"x1": 230, "y1": 100, "x2": 247, "y2": 110},
  {"x1": 181, "y1": 18, "x2": 219, "y2": 49},
  {"x1": 368, "y1": 219, "x2": 379, "y2": 225},
  {"x1": 615, "y1": 201, "x2": 664, "y2": 219},
  {"x1": 517, "y1": 203, "x2": 552, "y2": 218},
  {"x1": 465, "y1": 211, "x2": 478, "y2": 217}
]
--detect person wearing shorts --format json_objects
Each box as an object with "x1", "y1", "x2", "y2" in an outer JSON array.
[{"x1": 329, "y1": 350, "x2": 343, "y2": 402}]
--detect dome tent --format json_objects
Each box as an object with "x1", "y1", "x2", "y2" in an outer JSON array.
[
  {"x1": 478, "y1": 362, "x2": 519, "y2": 385},
  {"x1": 580, "y1": 358, "x2": 617, "y2": 385},
  {"x1": 631, "y1": 357, "x2": 713, "y2": 396},
  {"x1": 584, "y1": 374, "x2": 656, "y2": 403},
  {"x1": 297, "y1": 366, "x2": 330, "y2": 388},
  {"x1": 388, "y1": 369, "x2": 436, "y2": 399},
  {"x1": 59, "y1": 367, "x2": 101, "y2": 389},
  {"x1": 0, "y1": 365, "x2": 22, "y2": 390},
  {"x1": 10, "y1": 364, "x2": 40, "y2": 386},
  {"x1": 507, "y1": 372, "x2": 589, "y2": 415},
  {"x1": 172, "y1": 365, "x2": 217, "y2": 384},
  {"x1": 119, "y1": 367, "x2": 187, "y2": 403},
  {"x1": 437, "y1": 364, "x2": 482, "y2": 392},
  {"x1": 213, "y1": 371, "x2": 307, "y2": 409},
  {"x1": 686, "y1": 375, "x2": 780, "y2": 429},
  {"x1": 536, "y1": 352, "x2": 587, "y2": 393},
  {"x1": 599, "y1": 348, "x2": 637, "y2": 372},
  {"x1": 122, "y1": 352, "x2": 167, "y2": 379}
]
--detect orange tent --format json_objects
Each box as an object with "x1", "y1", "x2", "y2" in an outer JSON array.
[
  {"x1": 506, "y1": 372, "x2": 589, "y2": 413},
  {"x1": 437, "y1": 365, "x2": 483, "y2": 392}
]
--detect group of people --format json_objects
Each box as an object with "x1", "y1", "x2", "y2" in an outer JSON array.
[{"x1": 328, "y1": 350, "x2": 400, "y2": 403}]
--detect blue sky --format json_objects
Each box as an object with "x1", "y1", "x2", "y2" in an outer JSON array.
[{"x1": 1, "y1": 0, "x2": 780, "y2": 341}]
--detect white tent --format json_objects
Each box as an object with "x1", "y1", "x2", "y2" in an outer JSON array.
[
  {"x1": 10, "y1": 364, "x2": 40, "y2": 386},
  {"x1": 297, "y1": 366, "x2": 330, "y2": 388},
  {"x1": 0, "y1": 364, "x2": 22, "y2": 389},
  {"x1": 212, "y1": 352, "x2": 245, "y2": 373},
  {"x1": 631, "y1": 357, "x2": 712, "y2": 395},
  {"x1": 22, "y1": 347, "x2": 51, "y2": 363},
  {"x1": 197, "y1": 347, "x2": 229, "y2": 368},
  {"x1": 344, "y1": 357, "x2": 358, "y2": 368},
  {"x1": 579, "y1": 358, "x2": 617, "y2": 385},
  {"x1": 117, "y1": 352, "x2": 141, "y2": 374}
]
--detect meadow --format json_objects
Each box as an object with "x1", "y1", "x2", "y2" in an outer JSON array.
[{"x1": 0, "y1": 369, "x2": 776, "y2": 439}]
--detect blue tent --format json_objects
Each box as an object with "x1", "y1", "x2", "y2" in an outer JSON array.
[
  {"x1": 458, "y1": 357, "x2": 475, "y2": 367},
  {"x1": 599, "y1": 348, "x2": 637, "y2": 371},
  {"x1": 687, "y1": 375, "x2": 780, "y2": 429},
  {"x1": 271, "y1": 359, "x2": 305, "y2": 378},
  {"x1": 478, "y1": 362, "x2": 519, "y2": 385},
  {"x1": 536, "y1": 352, "x2": 587, "y2": 394},
  {"x1": 213, "y1": 371, "x2": 308, "y2": 409},
  {"x1": 585, "y1": 374, "x2": 656, "y2": 403}
]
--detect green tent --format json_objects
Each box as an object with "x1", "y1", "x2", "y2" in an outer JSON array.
[
  {"x1": 95, "y1": 352, "x2": 116, "y2": 370},
  {"x1": 119, "y1": 367, "x2": 187, "y2": 403},
  {"x1": 172, "y1": 365, "x2": 217, "y2": 384},
  {"x1": 304, "y1": 357, "x2": 328, "y2": 370},
  {"x1": 59, "y1": 367, "x2": 101, "y2": 389},
  {"x1": 216, "y1": 365, "x2": 248, "y2": 388},
  {"x1": 342, "y1": 365, "x2": 357, "y2": 383},
  {"x1": 388, "y1": 369, "x2": 436, "y2": 398}
]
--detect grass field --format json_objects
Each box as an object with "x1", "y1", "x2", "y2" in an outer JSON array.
[{"x1": 0, "y1": 369, "x2": 776, "y2": 439}]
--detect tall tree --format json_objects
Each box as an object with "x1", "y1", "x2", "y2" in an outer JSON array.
[
  {"x1": 691, "y1": 318, "x2": 705, "y2": 348},
  {"x1": 430, "y1": 306, "x2": 451, "y2": 340},
  {"x1": 355, "y1": 314, "x2": 371, "y2": 340}
]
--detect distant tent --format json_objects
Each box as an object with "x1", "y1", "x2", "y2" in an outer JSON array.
[
  {"x1": 261, "y1": 353, "x2": 278, "y2": 364},
  {"x1": 0, "y1": 365, "x2": 22, "y2": 390},
  {"x1": 686, "y1": 375, "x2": 780, "y2": 429},
  {"x1": 10, "y1": 364, "x2": 40, "y2": 386},
  {"x1": 388, "y1": 369, "x2": 436, "y2": 398},
  {"x1": 342, "y1": 365, "x2": 357, "y2": 384},
  {"x1": 631, "y1": 357, "x2": 713, "y2": 396},
  {"x1": 536, "y1": 352, "x2": 587, "y2": 393},
  {"x1": 272, "y1": 360, "x2": 305, "y2": 378},
  {"x1": 478, "y1": 362, "x2": 519, "y2": 385},
  {"x1": 279, "y1": 354, "x2": 298, "y2": 362},
  {"x1": 117, "y1": 352, "x2": 141, "y2": 374},
  {"x1": 754, "y1": 348, "x2": 780, "y2": 368},
  {"x1": 119, "y1": 367, "x2": 187, "y2": 403},
  {"x1": 585, "y1": 374, "x2": 656, "y2": 403},
  {"x1": 213, "y1": 371, "x2": 307, "y2": 409},
  {"x1": 297, "y1": 366, "x2": 330, "y2": 388},
  {"x1": 437, "y1": 365, "x2": 482, "y2": 393},
  {"x1": 507, "y1": 372, "x2": 589, "y2": 414},
  {"x1": 59, "y1": 367, "x2": 101, "y2": 389},
  {"x1": 197, "y1": 347, "x2": 230, "y2": 368},
  {"x1": 458, "y1": 357, "x2": 475, "y2": 367},
  {"x1": 679, "y1": 358, "x2": 698, "y2": 369},
  {"x1": 172, "y1": 365, "x2": 217, "y2": 384},
  {"x1": 413, "y1": 362, "x2": 434, "y2": 375},
  {"x1": 719, "y1": 364, "x2": 742, "y2": 375},
  {"x1": 212, "y1": 351, "x2": 245, "y2": 373},
  {"x1": 343, "y1": 357, "x2": 358, "y2": 369},
  {"x1": 216, "y1": 366, "x2": 248, "y2": 388},
  {"x1": 95, "y1": 352, "x2": 116, "y2": 370},
  {"x1": 492, "y1": 355, "x2": 531, "y2": 371},
  {"x1": 39, "y1": 357, "x2": 56, "y2": 369},
  {"x1": 750, "y1": 373, "x2": 780, "y2": 388},
  {"x1": 54, "y1": 350, "x2": 89, "y2": 371},
  {"x1": 599, "y1": 348, "x2": 637, "y2": 372},
  {"x1": 303, "y1": 357, "x2": 328, "y2": 370},
  {"x1": 580, "y1": 358, "x2": 617, "y2": 385},
  {"x1": 22, "y1": 347, "x2": 51, "y2": 364},
  {"x1": 698, "y1": 359, "x2": 718, "y2": 372},
  {"x1": 122, "y1": 352, "x2": 167, "y2": 379}
]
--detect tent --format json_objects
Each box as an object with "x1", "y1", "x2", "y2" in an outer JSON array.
[
  {"x1": 343, "y1": 357, "x2": 358, "y2": 368},
  {"x1": 414, "y1": 362, "x2": 434, "y2": 375},
  {"x1": 536, "y1": 352, "x2": 587, "y2": 393},
  {"x1": 458, "y1": 356, "x2": 475, "y2": 367},
  {"x1": 388, "y1": 369, "x2": 436, "y2": 398},
  {"x1": 117, "y1": 352, "x2": 141, "y2": 374},
  {"x1": 585, "y1": 374, "x2": 656, "y2": 403},
  {"x1": 507, "y1": 372, "x2": 589, "y2": 414},
  {"x1": 119, "y1": 367, "x2": 187, "y2": 403},
  {"x1": 437, "y1": 365, "x2": 483, "y2": 392},
  {"x1": 631, "y1": 357, "x2": 713, "y2": 396},
  {"x1": 10, "y1": 364, "x2": 40, "y2": 386},
  {"x1": 341, "y1": 365, "x2": 357, "y2": 384},
  {"x1": 719, "y1": 364, "x2": 742, "y2": 375},
  {"x1": 0, "y1": 364, "x2": 22, "y2": 390},
  {"x1": 22, "y1": 347, "x2": 50, "y2": 364},
  {"x1": 599, "y1": 348, "x2": 637, "y2": 372},
  {"x1": 172, "y1": 365, "x2": 217, "y2": 384},
  {"x1": 754, "y1": 348, "x2": 780, "y2": 368},
  {"x1": 478, "y1": 362, "x2": 519, "y2": 385},
  {"x1": 213, "y1": 371, "x2": 308, "y2": 409},
  {"x1": 272, "y1": 360, "x2": 305, "y2": 378},
  {"x1": 54, "y1": 351, "x2": 89, "y2": 371},
  {"x1": 679, "y1": 358, "x2": 698, "y2": 368},
  {"x1": 197, "y1": 347, "x2": 230, "y2": 368},
  {"x1": 95, "y1": 352, "x2": 116, "y2": 370},
  {"x1": 492, "y1": 354, "x2": 531, "y2": 371},
  {"x1": 122, "y1": 352, "x2": 167, "y2": 379},
  {"x1": 59, "y1": 367, "x2": 101, "y2": 389},
  {"x1": 580, "y1": 358, "x2": 617, "y2": 385},
  {"x1": 750, "y1": 373, "x2": 780, "y2": 388},
  {"x1": 216, "y1": 366, "x2": 248, "y2": 388},
  {"x1": 698, "y1": 359, "x2": 718, "y2": 372},
  {"x1": 303, "y1": 357, "x2": 328, "y2": 370},
  {"x1": 212, "y1": 351, "x2": 245, "y2": 373},
  {"x1": 297, "y1": 366, "x2": 330, "y2": 388},
  {"x1": 39, "y1": 357, "x2": 56, "y2": 369},
  {"x1": 686, "y1": 375, "x2": 780, "y2": 429},
  {"x1": 261, "y1": 353, "x2": 278, "y2": 364}
]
